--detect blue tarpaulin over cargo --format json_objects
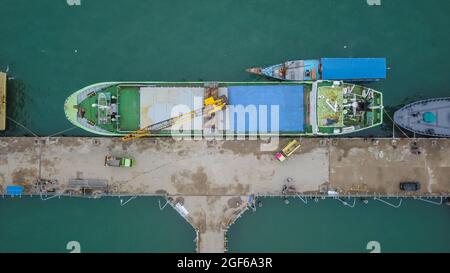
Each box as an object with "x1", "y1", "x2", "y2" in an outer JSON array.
[
  {"x1": 6, "y1": 185, "x2": 24, "y2": 196},
  {"x1": 321, "y1": 58, "x2": 386, "y2": 80},
  {"x1": 227, "y1": 85, "x2": 304, "y2": 133}
]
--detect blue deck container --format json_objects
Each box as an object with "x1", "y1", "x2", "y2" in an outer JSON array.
[
  {"x1": 321, "y1": 58, "x2": 386, "y2": 81},
  {"x1": 227, "y1": 85, "x2": 305, "y2": 133}
]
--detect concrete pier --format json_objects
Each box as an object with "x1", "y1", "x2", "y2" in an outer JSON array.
[{"x1": 0, "y1": 137, "x2": 449, "y2": 252}]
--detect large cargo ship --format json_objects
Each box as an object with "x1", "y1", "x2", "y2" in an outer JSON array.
[
  {"x1": 394, "y1": 97, "x2": 450, "y2": 137},
  {"x1": 247, "y1": 58, "x2": 387, "y2": 81},
  {"x1": 64, "y1": 81, "x2": 383, "y2": 137}
]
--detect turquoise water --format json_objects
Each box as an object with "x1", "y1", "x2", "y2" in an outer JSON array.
[
  {"x1": 0, "y1": 196, "x2": 195, "y2": 253},
  {"x1": 1, "y1": 196, "x2": 449, "y2": 252},
  {"x1": 228, "y1": 198, "x2": 450, "y2": 253}
]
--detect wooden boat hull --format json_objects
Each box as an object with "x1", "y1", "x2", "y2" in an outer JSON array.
[{"x1": 247, "y1": 58, "x2": 386, "y2": 82}]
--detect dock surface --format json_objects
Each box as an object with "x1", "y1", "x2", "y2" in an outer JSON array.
[{"x1": 1, "y1": 137, "x2": 449, "y2": 252}]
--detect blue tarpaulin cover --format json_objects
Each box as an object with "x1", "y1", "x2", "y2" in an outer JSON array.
[
  {"x1": 321, "y1": 58, "x2": 386, "y2": 80},
  {"x1": 6, "y1": 185, "x2": 24, "y2": 196},
  {"x1": 227, "y1": 85, "x2": 304, "y2": 133}
]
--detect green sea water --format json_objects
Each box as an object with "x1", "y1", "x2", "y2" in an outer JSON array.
[
  {"x1": 0, "y1": 0, "x2": 450, "y2": 252},
  {"x1": 228, "y1": 198, "x2": 450, "y2": 253},
  {"x1": 0, "y1": 196, "x2": 449, "y2": 253},
  {"x1": 1, "y1": 0, "x2": 450, "y2": 136}
]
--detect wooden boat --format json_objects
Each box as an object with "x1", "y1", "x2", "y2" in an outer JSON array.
[{"x1": 247, "y1": 58, "x2": 386, "y2": 81}]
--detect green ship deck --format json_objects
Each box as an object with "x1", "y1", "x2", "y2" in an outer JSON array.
[
  {"x1": 77, "y1": 85, "x2": 141, "y2": 133},
  {"x1": 64, "y1": 81, "x2": 383, "y2": 137}
]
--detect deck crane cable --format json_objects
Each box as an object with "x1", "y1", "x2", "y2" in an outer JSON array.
[
  {"x1": 6, "y1": 116, "x2": 77, "y2": 138},
  {"x1": 121, "y1": 95, "x2": 228, "y2": 142}
]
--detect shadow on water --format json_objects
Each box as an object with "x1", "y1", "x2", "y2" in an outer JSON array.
[{"x1": 382, "y1": 104, "x2": 413, "y2": 138}]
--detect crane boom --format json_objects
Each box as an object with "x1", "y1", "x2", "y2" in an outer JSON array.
[{"x1": 121, "y1": 95, "x2": 227, "y2": 141}]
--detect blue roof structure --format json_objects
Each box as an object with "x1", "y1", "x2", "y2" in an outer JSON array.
[
  {"x1": 321, "y1": 58, "x2": 386, "y2": 80},
  {"x1": 227, "y1": 85, "x2": 304, "y2": 133},
  {"x1": 6, "y1": 185, "x2": 24, "y2": 196}
]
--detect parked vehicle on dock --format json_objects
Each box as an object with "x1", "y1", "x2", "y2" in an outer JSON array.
[
  {"x1": 399, "y1": 182, "x2": 421, "y2": 191},
  {"x1": 104, "y1": 155, "x2": 134, "y2": 168}
]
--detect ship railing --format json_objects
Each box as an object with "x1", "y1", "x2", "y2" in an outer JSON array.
[
  {"x1": 77, "y1": 118, "x2": 111, "y2": 134},
  {"x1": 310, "y1": 82, "x2": 318, "y2": 134},
  {"x1": 76, "y1": 83, "x2": 113, "y2": 103}
]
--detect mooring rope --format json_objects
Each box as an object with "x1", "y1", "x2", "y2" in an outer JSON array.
[
  {"x1": 6, "y1": 116, "x2": 77, "y2": 138},
  {"x1": 40, "y1": 193, "x2": 61, "y2": 201},
  {"x1": 383, "y1": 109, "x2": 410, "y2": 139},
  {"x1": 120, "y1": 195, "x2": 137, "y2": 207},
  {"x1": 335, "y1": 197, "x2": 356, "y2": 208},
  {"x1": 374, "y1": 197, "x2": 403, "y2": 208},
  {"x1": 416, "y1": 196, "x2": 443, "y2": 205},
  {"x1": 295, "y1": 193, "x2": 308, "y2": 204},
  {"x1": 158, "y1": 199, "x2": 170, "y2": 210},
  {"x1": 47, "y1": 126, "x2": 77, "y2": 137}
]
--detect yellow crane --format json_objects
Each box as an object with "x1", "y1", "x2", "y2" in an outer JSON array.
[{"x1": 121, "y1": 95, "x2": 228, "y2": 141}]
